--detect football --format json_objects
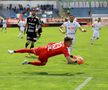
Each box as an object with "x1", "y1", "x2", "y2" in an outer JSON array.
[{"x1": 76, "y1": 56, "x2": 84, "y2": 64}]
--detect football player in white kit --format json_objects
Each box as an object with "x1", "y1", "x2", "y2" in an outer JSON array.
[
  {"x1": 59, "y1": 15, "x2": 86, "y2": 56},
  {"x1": 91, "y1": 18, "x2": 101, "y2": 45},
  {"x1": 1, "y1": 19, "x2": 7, "y2": 32},
  {"x1": 18, "y1": 19, "x2": 25, "y2": 38}
]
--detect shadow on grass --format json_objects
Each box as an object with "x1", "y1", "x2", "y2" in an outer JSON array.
[
  {"x1": 23, "y1": 72, "x2": 84, "y2": 77},
  {"x1": 25, "y1": 55, "x2": 38, "y2": 59}
]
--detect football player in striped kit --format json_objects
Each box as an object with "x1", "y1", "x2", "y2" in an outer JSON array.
[{"x1": 24, "y1": 8, "x2": 40, "y2": 57}]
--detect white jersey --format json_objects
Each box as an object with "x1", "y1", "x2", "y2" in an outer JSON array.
[
  {"x1": 18, "y1": 20, "x2": 25, "y2": 31},
  {"x1": 18, "y1": 20, "x2": 25, "y2": 27},
  {"x1": 92, "y1": 21, "x2": 101, "y2": 31},
  {"x1": 62, "y1": 21, "x2": 81, "y2": 38},
  {"x1": 3, "y1": 20, "x2": 7, "y2": 27}
]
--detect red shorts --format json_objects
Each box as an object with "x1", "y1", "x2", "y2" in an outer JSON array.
[{"x1": 32, "y1": 47, "x2": 48, "y2": 63}]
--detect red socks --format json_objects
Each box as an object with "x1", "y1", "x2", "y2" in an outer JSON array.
[
  {"x1": 29, "y1": 61, "x2": 46, "y2": 66},
  {"x1": 15, "y1": 48, "x2": 33, "y2": 53}
]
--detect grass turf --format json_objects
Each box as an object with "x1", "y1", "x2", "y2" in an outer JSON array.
[{"x1": 0, "y1": 26, "x2": 108, "y2": 90}]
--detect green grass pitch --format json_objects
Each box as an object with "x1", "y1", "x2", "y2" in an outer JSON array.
[{"x1": 0, "y1": 26, "x2": 108, "y2": 90}]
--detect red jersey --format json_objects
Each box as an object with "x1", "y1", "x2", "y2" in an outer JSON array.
[
  {"x1": 46, "y1": 42, "x2": 69, "y2": 57},
  {"x1": 33, "y1": 42, "x2": 70, "y2": 58}
]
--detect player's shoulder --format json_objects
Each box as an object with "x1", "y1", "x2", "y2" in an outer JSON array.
[
  {"x1": 27, "y1": 16, "x2": 32, "y2": 20},
  {"x1": 27, "y1": 16, "x2": 32, "y2": 18},
  {"x1": 94, "y1": 21, "x2": 98, "y2": 24},
  {"x1": 36, "y1": 16, "x2": 39, "y2": 19},
  {"x1": 63, "y1": 21, "x2": 69, "y2": 25},
  {"x1": 73, "y1": 20, "x2": 79, "y2": 24}
]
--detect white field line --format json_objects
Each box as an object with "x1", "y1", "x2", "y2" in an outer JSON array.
[
  {"x1": 0, "y1": 76, "x2": 93, "y2": 90},
  {"x1": 75, "y1": 77, "x2": 93, "y2": 90}
]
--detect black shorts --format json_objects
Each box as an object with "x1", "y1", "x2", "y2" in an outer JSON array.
[
  {"x1": 38, "y1": 28, "x2": 42, "y2": 34},
  {"x1": 26, "y1": 33, "x2": 37, "y2": 42}
]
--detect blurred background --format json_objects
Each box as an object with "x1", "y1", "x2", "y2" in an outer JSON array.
[{"x1": 0, "y1": 0, "x2": 108, "y2": 27}]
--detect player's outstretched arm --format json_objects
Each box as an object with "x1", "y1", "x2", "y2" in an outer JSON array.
[
  {"x1": 59, "y1": 26, "x2": 66, "y2": 34},
  {"x1": 35, "y1": 24, "x2": 41, "y2": 33},
  {"x1": 79, "y1": 27, "x2": 86, "y2": 32},
  {"x1": 66, "y1": 56, "x2": 77, "y2": 64},
  {"x1": 66, "y1": 56, "x2": 84, "y2": 65}
]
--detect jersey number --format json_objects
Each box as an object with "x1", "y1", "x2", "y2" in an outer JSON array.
[{"x1": 48, "y1": 42, "x2": 62, "y2": 51}]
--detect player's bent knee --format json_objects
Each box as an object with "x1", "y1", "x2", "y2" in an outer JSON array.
[{"x1": 41, "y1": 62, "x2": 47, "y2": 66}]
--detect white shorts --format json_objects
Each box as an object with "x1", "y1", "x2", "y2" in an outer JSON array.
[
  {"x1": 3, "y1": 24, "x2": 7, "y2": 28},
  {"x1": 66, "y1": 34, "x2": 76, "y2": 54},
  {"x1": 66, "y1": 34, "x2": 76, "y2": 44},
  {"x1": 93, "y1": 30, "x2": 99, "y2": 38},
  {"x1": 20, "y1": 27, "x2": 24, "y2": 32}
]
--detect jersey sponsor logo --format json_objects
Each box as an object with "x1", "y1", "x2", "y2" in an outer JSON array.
[
  {"x1": 28, "y1": 29, "x2": 34, "y2": 32},
  {"x1": 67, "y1": 26, "x2": 75, "y2": 30},
  {"x1": 47, "y1": 42, "x2": 63, "y2": 51},
  {"x1": 28, "y1": 22, "x2": 35, "y2": 25},
  {"x1": 28, "y1": 25, "x2": 35, "y2": 29},
  {"x1": 34, "y1": 19, "x2": 37, "y2": 21}
]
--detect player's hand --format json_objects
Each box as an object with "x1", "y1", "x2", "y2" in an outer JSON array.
[
  {"x1": 62, "y1": 31, "x2": 66, "y2": 34},
  {"x1": 82, "y1": 29, "x2": 86, "y2": 32},
  {"x1": 76, "y1": 59, "x2": 84, "y2": 64},
  {"x1": 76, "y1": 56, "x2": 84, "y2": 65},
  {"x1": 35, "y1": 29, "x2": 38, "y2": 33}
]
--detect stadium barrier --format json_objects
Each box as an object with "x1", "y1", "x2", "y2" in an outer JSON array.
[{"x1": 0, "y1": 17, "x2": 93, "y2": 27}]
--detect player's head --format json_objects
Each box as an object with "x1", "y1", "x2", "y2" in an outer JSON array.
[
  {"x1": 1, "y1": 19, "x2": 3, "y2": 21},
  {"x1": 20, "y1": 18, "x2": 23, "y2": 21},
  {"x1": 65, "y1": 18, "x2": 68, "y2": 22},
  {"x1": 31, "y1": 8, "x2": 36, "y2": 17},
  {"x1": 64, "y1": 37, "x2": 73, "y2": 47},
  {"x1": 95, "y1": 19, "x2": 98, "y2": 21},
  {"x1": 98, "y1": 18, "x2": 101, "y2": 22},
  {"x1": 69, "y1": 15, "x2": 75, "y2": 22}
]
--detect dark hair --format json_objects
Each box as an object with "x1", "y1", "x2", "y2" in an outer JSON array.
[
  {"x1": 64, "y1": 37, "x2": 73, "y2": 42},
  {"x1": 69, "y1": 15, "x2": 75, "y2": 18}
]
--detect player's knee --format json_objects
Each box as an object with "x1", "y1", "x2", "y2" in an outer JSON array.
[
  {"x1": 30, "y1": 42, "x2": 34, "y2": 48},
  {"x1": 41, "y1": 62, "x2": 47, "y2": 66},
  {"x1": 27, "y1": 41, "x2": 30, "y2": 44},
  {"x1": 97, "y1": 37, "x2": 99, "y2": 39},
  {"x1": 30, "y1": 45, "x2": 34, "y2": 48}
]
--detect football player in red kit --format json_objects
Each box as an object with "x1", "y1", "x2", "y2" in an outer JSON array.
[{"x1": 8, "y1": 37, "x2": 83, "y2": 66}]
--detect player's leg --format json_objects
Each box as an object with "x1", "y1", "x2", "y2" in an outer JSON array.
[
  {"x1": 37, "y1": 28, "x2": 42, "y2": 39},
  {"x1": 8, "y1": 48, "x2": 34, "y2": 54},
  {"x1": 30, "y1": 34, "x2": 37, "y2": 49},
  {"x1": 18, "y1": 31, "x2": 22, "y2": 38},
  {"x1": 30, "y1": 41, "x2": 35, "y2": 49},
  {"x1": 25, "y1": 33, "x2": 32, "y2": 48},
  {"x1": 96, "y1": 31, "x2": 99, "y2": 40},
  {"x1": 22, "y1": 56, "x2": 48, "y2": 66},
  {"x1": 91, "y1": 36, "x2": 95, "y2": 45},
  {"x1": 20, "y1": 27, "x2": 24, "y2": 38},
  {"x1": 1, "y1": 26, "x2": 3, "y2": 32},
  {"x1": 27, "y1": 33, "x2": 37, "y2": 57},
  {"x1": 20, "y1": 31, "x2": 23, "y2": 38},
  {"x1": 4, "y1": 26, "x2": 7, "y2": 32},
  {"x1": 68, "y1": 36, "x2": 75, "y2": 55},
  {"x1": 91, "y1": 30, "x2": 96, "y2": 45},
  {"x1": 23, "y1": 60, "x2": 47, "y2": 66},
  {"x1": 25, "y1": 40, "x2": 30, "y2": 48}
]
